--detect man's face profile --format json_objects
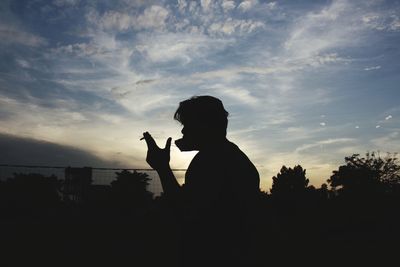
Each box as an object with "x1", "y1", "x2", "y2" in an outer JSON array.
[
  {"x1": 174, "y1": 96, "x2": 228, "y2": 152},
  {"x1": 175, "y1": 121, "x2": 202, "y2": 151}
]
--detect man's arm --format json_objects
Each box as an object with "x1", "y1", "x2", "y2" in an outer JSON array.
[
  {"x1": 142, "y1": 132, "x2": 181, "y2": 197},
  {"x1": 155, "y1": 165, "x2": 181, "y2": 197}
]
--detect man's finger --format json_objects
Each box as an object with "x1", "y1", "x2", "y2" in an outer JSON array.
[
  {"x1": 165, "y1": 137, "x2": 172, "y2": 151},
  {"x1": 143, "y1": 132, "x2": 158, "y2": 149}
]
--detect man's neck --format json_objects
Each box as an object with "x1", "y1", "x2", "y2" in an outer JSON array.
[{"x1": 199, "y1": 137, "x2": 229, "y2": 152}]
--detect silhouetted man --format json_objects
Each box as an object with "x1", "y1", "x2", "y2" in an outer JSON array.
[{"x1": 143, "y1": 95, "x2": 260, "y2": 266}]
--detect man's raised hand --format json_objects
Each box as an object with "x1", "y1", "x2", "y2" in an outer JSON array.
[{"x1": 142, "y1": 131, "x2": 172, "y2": 171}]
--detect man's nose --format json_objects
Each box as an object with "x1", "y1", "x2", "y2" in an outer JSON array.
[{"x1": 181, "y1": 127, "x2": 185, "y2": 135}]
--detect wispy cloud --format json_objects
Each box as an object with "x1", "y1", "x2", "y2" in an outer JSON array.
[
  {"x1": 371, "y1": 131, "x2": 400, "y2": 151},
  {"x1": 0, "y1": 24, "x2": 47, "y2": 47},
  {"x1": 203, "y1": 84, "x2": 260, "y2": 105},
  {"x1": 362, "y1": 13, "x2": 400, "y2": 31},
  {"x1": 284, "y1": 0, "x2": 352, "y2": 58},
  {"x1": 133, "y1": 32, "x2": 232, "y2": 66},
  {"x1": 385, "y1": 115, "x2": 392, "y2": 120},
  {"x1": 364, "y1": 65, "x2": 381, "y2": 71},
  {"x1": 53, "y1": 0, "x2": 80, "y2": 7},
  {"x1": 238, "y1": 0, "x2": 259, "y2": 12},
  {"x1": 86, "y1": 5, "x2": 170, "y2": 32},
  {"x1": 295, "y1": 138, "x2": 355, "y2": 154},
  {"x1": 221, "y1": 0, "x2": 236, "y2": 12}
]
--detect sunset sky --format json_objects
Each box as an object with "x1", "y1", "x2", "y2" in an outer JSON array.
[{"x1": 1, "y1": 0, "x2": 399, "y2": 191}]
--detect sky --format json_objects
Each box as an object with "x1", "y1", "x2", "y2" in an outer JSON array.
[{"x1": 0, "y1": 0, "x2": 399, "y2": 191}]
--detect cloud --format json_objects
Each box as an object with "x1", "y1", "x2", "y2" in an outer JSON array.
[
  {"x1": 221, "y1": 0, "x2": 236, "y2": 12},
  {"x1": 135, "y1": 79, "x2": 156, "y2": 85},
  {"x1": 86, "y1": 5, "x2": 169, "y2": 32},
  {"x1": 362, "y1": 14, "x2": 384, "y2": 30},
  {"x1": 385, "y1": 115, "x2": 392, "y2": 120},
  {"x1": 295, "y1": 138, "x2": 355, "y2": 154},
  {"x1": 238, "y1": 0, "x2": 259, "y2": 12},
  {"x1": 265, "y1": 2, "x2": 277, "y2": 10},
  {"x1": 283, "y1": 0, "x2": 352, "y2": 58},
  {"x1": 320, "y1": 122, "x2": 326, "y2": 126},
  {"x1": 201, "y1": 0, "x2": 212, "y2": 11},
  {"x1": 280, "y1": 0, "x2": 400, "y2": 62},
  {"x1": 134, "y1": 5, "x2": 170, "y2": 31},
  {"x1": 167, "y1": 0, "x2": 266, "y2": 37},
  {"x1": 378, "y1": 115, "x2": 393, "y2": 124},
  {"x1": 53, "y1": 0, "x2": 80, "y2": 7},
  {"x1": 133, "y1": 32, "x2": 231, "y2": 65},
  {"x1": 190, "y1": 65, "x2": 297, "y2": 81},
  {"x1": 208, "y1": 18, "x2": 265, "y2": 36},
  {"x1": 371, "y1": 131, "x2": 400, "y2": 151},
  {"x1": 51, "y1": 42, "x2": 105, "y2": 57},
  {"x1": 204, "y1": 84, "x2": 259, "y2": 105},
  {"x1": 177, "y1": 0, "x2": 187, "y2": 13},
  {"x1": 0, "y1": 132, "x2": 118, "y2": 167},
  {"x1": 279, "y1": 53, "x2": 352, "y2": 70},
  {"x1": 364, "y1": 65, "x2": 381, "y2": 71},
  {"x1": 308, "y1": 53, "x2": 351, "y2": 66},
  {"x1": 110, "y1": 86, "x2": 131, "y2": 99},
  {"x1": 390, "y1": 15, "x2": 400, "y2": 31},
  {"x1": 0, "y1": 24, "x2": 47, "y2": 47},
  {"x1": 15, "y1": 59, "x2": 31, "y2": 68},
  {"x1": 188, "y1": 1, "x2": 199, "y2": 14},
  {"x1": 362, "y1": 13, "x2": 400, "y2": 31},
  {"x1": 0, "y1": 91, "x2": 155, "y2": 168},
  {"x1": 109, "y1": 80, "x2": 175, "y2": 115},
  {"x1": 94, "y1": 11, "x2": 132, "y2": 32}
]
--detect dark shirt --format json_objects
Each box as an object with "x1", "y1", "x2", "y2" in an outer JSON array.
[
  {"x1": 180, "y1": 140, "x2": 260, "y2": 265},
  {"x1": 183, "y1": 139, "x2": 260, "y2": 215}
]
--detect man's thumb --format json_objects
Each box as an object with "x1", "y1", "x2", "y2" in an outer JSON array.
[{"x1": 165, "y1": 137, "x2": 172, "y2": 150}]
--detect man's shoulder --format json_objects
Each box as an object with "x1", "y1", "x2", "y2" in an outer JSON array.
[
  {"x1": 226, "y1": 142, "x2": 259, "y2": 174},
  {"x1": 224, "y1": 141, "x2": 251, "y2": 162},
  {"x1": 187, "y1": 140, "x2": 257, "y2": 171}
]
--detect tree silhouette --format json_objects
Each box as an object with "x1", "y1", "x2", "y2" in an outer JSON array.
[
  {"x1": 270, "y1": 165, "x2": 309, "y2": 199},
  {"x1": 327, "y1": 152, "x2": 400, "y2": 196},
  {"x1": 110, "y1": 170, "x2": 153, "y2": 215},
  {"x1": 1, "y1": 173, "x2": 62, "y2": 218},
  {"x1": 317, "y1": 183, "x2": 330, "y2": 200}
]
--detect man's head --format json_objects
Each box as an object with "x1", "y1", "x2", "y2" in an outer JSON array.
[{"x1": 174, "y1": 95, "x2": 229, "y2": 151}]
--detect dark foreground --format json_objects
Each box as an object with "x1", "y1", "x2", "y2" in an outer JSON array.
[{"x1": 2, "y1": 194, "x2": 399, "y2": 267}]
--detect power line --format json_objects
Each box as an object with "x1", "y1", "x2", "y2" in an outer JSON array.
[{"x1": 0, "y1": 164, "x2": 186, "y2": 172}]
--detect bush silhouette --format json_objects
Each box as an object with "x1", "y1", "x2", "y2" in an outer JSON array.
[
  {"x1": 0, "y1": 173, "x2": 62, "y2": 218},
  {"x1": 110, "y1": 170, "x2": 153, "y2": 215},
  {"x1": 328, "y1": 152, "x2": 400, "y2": 197},
  {"x1": 270, "y1": 165, "x2": 309, "y2": 199}
]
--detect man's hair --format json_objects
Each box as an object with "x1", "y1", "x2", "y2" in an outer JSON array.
[{"x1": 174, "y1": 95, "x2": 229, "y2": 136}]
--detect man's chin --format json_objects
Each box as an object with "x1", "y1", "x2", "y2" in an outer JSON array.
[{"x1": 175, "y1": 138, "x2": 197, "y2": 151}]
